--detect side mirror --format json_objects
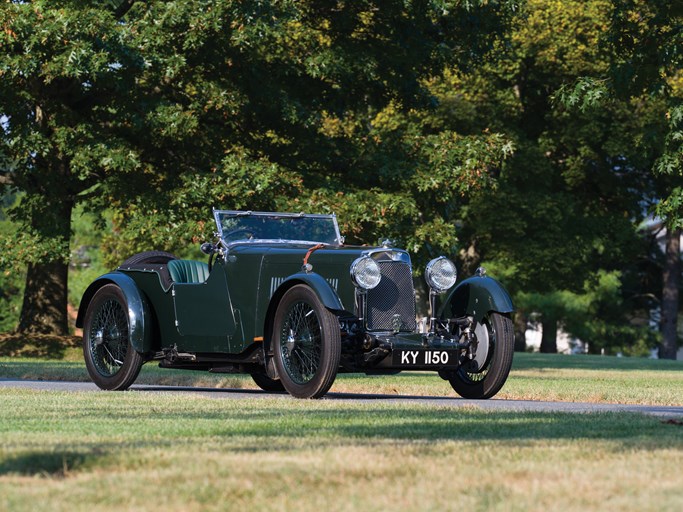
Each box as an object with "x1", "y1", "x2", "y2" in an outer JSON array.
[{"x1": 200, "y1": 242, "x2": 215, "y2": 255}]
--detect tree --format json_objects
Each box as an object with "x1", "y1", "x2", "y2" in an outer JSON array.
[
  {"x1": 421, "y1": 0, "x2": 654, "y2": 353},
  {"x1": 561, "y1": 0, "x2": 683, "y2": 358},
  {"x1": 0, "y1": 1, "x2": 154, "y2": 334},
  {"x1": 1, "y1": 1, "x2": 518, "y2": 335},
  {"x1": 98, "y1": 0, "x2": 517, "y2": 268}
]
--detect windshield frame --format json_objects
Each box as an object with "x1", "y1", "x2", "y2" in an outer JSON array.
[{"x1": 213, "y1": 210, "x2": 343, "y2": 247}]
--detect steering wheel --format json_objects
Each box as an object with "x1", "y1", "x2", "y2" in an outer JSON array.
[
  {"x1": 201, "y1": 242, "x2": 220, "y2": 273},
  {"x1": 208, "y1": 250, "x2": 215, "y2": 273},
  {"x1": 223, "y1": 228, "x2": 257, "y2": 242}
]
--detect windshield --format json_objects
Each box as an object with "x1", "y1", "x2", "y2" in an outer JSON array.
[{"x1": 214, "y1": 210, "x2": 342, "y2": 246}]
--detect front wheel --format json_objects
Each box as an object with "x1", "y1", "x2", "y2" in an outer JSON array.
[
  {"x1": 83, "y1": 284, "x2": 144, "y2": 390},
  {"x1": 271, "y1": 285, "x2": 341, "y2": 399},
  {"x1": 448, "y1": 312, "x2": 514, "y2": 399}
]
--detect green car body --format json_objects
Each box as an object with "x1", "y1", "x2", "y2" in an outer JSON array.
[{"x1": 77, "y1": 210, "x2": 515, "y2": 399}]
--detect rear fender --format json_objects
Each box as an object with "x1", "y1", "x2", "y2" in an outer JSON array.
[
  {"x1": 76, "y1": 272, "x2": 152, "y2": 354},
  {"x1": 440, "y1": 276, "x2": 514, "y2": 322}
]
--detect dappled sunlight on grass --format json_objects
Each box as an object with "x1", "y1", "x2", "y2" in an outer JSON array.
[
  {"x1": 0, "y1": 388, "x2": 679, "y2": 448},
  {"x1": 1, "y1": 388, "x2": 682, "y2": 511}
]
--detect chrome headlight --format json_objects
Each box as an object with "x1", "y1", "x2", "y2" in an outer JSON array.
[
  {"x1": 350, "y1": 256, "x2": 381, "y2": 290},
  {"x1": 425, "y1": 257, "x2": 457, "y2": 293}
]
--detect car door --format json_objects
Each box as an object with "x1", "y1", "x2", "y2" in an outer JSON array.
[{"x1": 171, "y1": 263, "x2": 237, "y2": 352}]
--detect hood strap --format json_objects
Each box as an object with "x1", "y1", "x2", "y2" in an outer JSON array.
[{"x1": 303, "y1": 243, "x2": 326, "y2": 268}]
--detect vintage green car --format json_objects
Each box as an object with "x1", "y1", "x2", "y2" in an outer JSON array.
[{"x1": 77, "y1": 210, "x2": 514, "y2": 399}]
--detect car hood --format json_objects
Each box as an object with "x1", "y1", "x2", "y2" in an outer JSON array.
[{"x1": 228, "y1": 243, "x2": 411, "y2": 269}]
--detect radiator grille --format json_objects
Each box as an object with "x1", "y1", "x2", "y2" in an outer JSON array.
[{"x1": 366, "y1": 261, "x2": 416, "y2": 331}]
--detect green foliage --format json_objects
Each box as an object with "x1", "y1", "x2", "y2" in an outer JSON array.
[
  {"x1": 551, "y1": 0, "x2": 682, "y2": 359},
  {"x1": 654, "y1": 105, "x2": 683, "y2": 227},
  {"x1": 1, "y1": 0, "x2": 677, "y2": 350},
  {"x1": 555, "y1": 77, "x2": 611, "y2": 112},
  {"x1": 1, "y1": 0, "x2": 519, "y2": 334},
  {"x1": 0, "y1": 262, "x2": 24, "y2": 333},
  {"x1": 429, "y1": 0, "x2": 661, "y2": 354},
  {"x1": 450, "y1": 0, "x2": 645, "y2": 277},
  {"x1": 99, "y1": 150, "x2": 304, "y2": 267},
  {"x1": 517, "y1": 271, "x2": 659, "y2": 355},
  {"x1": 609, "y1": 0, "x2": 682, "y2": 98},
  {"x1": 557, "y1": 0, "x2": 683, "y2": 227},
  {"x1": 1, "y1": 0, "x2": 149, "y2": 275},
  {"x1": 99, "y1": 0, "x2": 517, "y2": 270},
  {"x1": 69, "y1": 206, "x2": 108, "y2": 307},
  {"x1": 0, "y1": 197, "x2": 24, "y2": 332}
]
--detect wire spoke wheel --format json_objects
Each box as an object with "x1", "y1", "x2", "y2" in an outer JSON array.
[
  {"x1": 272, "y1": 285, "x2": 340, "y2": 398},
  {"x1": 89, "y1": 298, "x2": 129, "y2": 377},
  {"x1": 279, "y1": 301, "x2": 323, "y2": 384},
  {"x1": 83, "y1": 284, "x2": 144, "y2": 391},
  {"x1": 448, "y1": 312, "x2": 514, "y2": 399}
]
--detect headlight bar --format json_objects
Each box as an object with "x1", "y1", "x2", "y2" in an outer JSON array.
[{"x1": 425, "y1": 256, "x2": 457, "y2": 336}]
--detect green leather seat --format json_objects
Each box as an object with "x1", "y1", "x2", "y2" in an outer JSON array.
[{"x1": 168, "y1": 259, "x2": 210, "y2": 284}]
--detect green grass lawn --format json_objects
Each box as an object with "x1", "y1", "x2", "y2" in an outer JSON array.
[
  {"x1": 0, "y1": 388, "x2": 682, "y2": 512},
  {"x1": 1, "y1": 351, "x2": 682, "y2": 511}
]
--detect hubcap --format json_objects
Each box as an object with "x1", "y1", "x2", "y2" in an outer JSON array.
[
  {"x1": 461, "y1": 317, "x2": 494, "y2": 382},
  {"x1": 472, "y1": 320, "x2": 490, "y2": 371}
]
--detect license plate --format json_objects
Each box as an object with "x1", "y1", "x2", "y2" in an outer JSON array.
[{"x1": 392, "y1": 349, "x2": 459, "y2": 367}]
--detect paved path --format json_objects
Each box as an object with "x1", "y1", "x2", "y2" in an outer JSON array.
[{"x1": 2, "y1": 378, "x2": 682, "y2": 418}]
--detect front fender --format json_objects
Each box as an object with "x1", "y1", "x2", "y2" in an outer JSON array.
[
  {"x1": 261, "y1": 272, "x2": 345, "y2": 361},
  {"x1": 274, "y1": 272, "x2": 345, "y2": 312},
  {"x1": 76, "y1": 272, "x2": 152, "y2": 354},
  {"x1": 440, "y1": 276, "x2": 514, "y2": 322}
]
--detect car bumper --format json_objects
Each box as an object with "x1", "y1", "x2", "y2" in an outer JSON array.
[{"x1": 363, "y1": 331, "x2": 467, "y2": 371}]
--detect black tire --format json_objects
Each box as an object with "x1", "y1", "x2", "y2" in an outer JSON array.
[
  {"x1": 120, "y1": 251, "x2": 177, "y2": 266},
  {"x1": 83, "y1": 284, "x2": 144, "y2": 390},
  {"x1": 448, "y1": 312, "x2": 514, "y2": 399},
  {"x1": 250, "y1": 372, "x2": 286, "y2": 392},
  {"x1": 271, "y1": 285, "x2": 341, "y2": 399}
]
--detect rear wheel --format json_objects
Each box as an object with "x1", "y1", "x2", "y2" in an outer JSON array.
[
  {"x1": 272, "y1": 285, "x2": 341, "y2": 399},
  {"x1": 83, "y1": 284, "x2": 143, "y2": 390},
  {"x1": 250, "y1": 372, "x2": 286, "y2": 392},
  {"x1": 448, "y1": 312, "x2": 514, "y2": 399}
]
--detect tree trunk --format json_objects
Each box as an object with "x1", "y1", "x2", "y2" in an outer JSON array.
[
  {"x1": 16, "y1": 197, "x2": 74, "y2": 336},
  {"x1": 659, "y1": 227, "x2": 680, "y2": 360},
  {"x1": 540, "y1": 314, "x2": 558, "y2": 353},
  {"x1": 17, "y1": 260, "x2": 70, "y2": 335},
  {"x1": 514, "y1": 310, "x2": 527, "y2": 352}
]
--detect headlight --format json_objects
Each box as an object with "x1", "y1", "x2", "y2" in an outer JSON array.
[
  {"x1": 350, "y1": 256, "x2": 381, "y2": 290},
  {"x1": 425, "y1": 257, "x2": 457, "y2": 293}
]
